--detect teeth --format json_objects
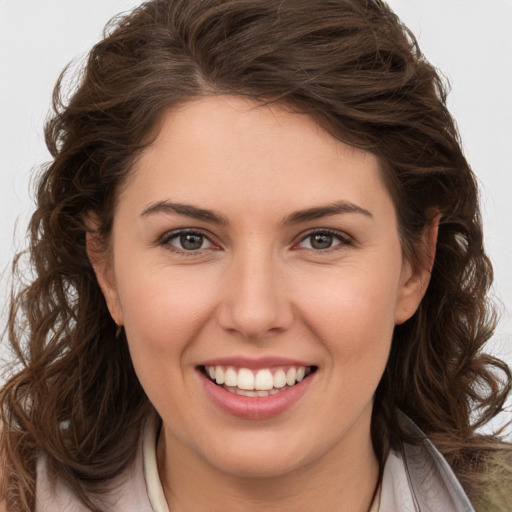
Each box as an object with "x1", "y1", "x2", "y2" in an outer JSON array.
[
  {"x1": 237, "y1": 368, "x2": 255, "y2": 390},
  {"x1": 237, "y1": 389, "x2": 257, "y2": 397},
  {"x1": 224, "y1": 367, "x2": 237, "y2": 387},
  {"x1": 254, "y1": 369, "x2": 273, "y2": 390},
  {"x1": 273, "y1": 369, "x2": 287, "y2": 388},
  {"x1": 215, "y1": 366, "x2": 225, "y2": 385},
  {"x1": 226, "y1": 385, "x2": 292, "y2": 397},
  {"x1": 286, "y1": 367, "x2": 296, "y2": 386},
  {"x1": 205, "y1": 365, "x2": 313, "y2": 391}
]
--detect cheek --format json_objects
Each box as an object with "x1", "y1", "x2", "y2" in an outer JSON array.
[
  {"x1": 294, "y1": 263, "x2": 400, "y2": 369},
  {"x1": 117, "y1": 261, "x2": 215, "y2": 336},
  {"x1": 113, "y1": 262, "x2": 222, "y2": 387},
  {"x1": 114, "y1": 266, "x2": 222, "y2": 422}
]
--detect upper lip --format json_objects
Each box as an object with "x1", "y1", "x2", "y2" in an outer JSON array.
[{"x1": 198, "y1": 356, "x2": 315, "y2": 370}]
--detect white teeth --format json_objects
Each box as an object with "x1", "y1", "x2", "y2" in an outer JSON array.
[
  {"x1": 254, "y1": 369, "x2": 273, "y2": 390},
  {"x1": 215, "y1": 366, "x2": 225, "y2": 385},
  {"x1": 236, "y1": 389, "x2": 257, "y2": 397},
  {"x1": 273, "y1": 369, "x2": 287, "y2": 388},
  {"x1": 229, "y1": 386, "x2": 290, "y2": 396},
  {"x1": 224, "y1": 367, "x2": 238, "y2": 387},
  {"x1": 237, "y1": 368, "x2": 255, "y2": 390},
  {"x1": 286, "y1": 367, "x2": 296, "y2": 386},
  {"x1": 205, "y1": 365, "x2": 313, "y2": 392}
]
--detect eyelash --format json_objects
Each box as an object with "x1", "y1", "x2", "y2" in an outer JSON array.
[
  {"x1": 159, "y1": 228, "x2": 352, "y2": 255},
  {"x1": 160, "y1": 229, "x2": 217, "y2": 255},
  {"x1": 296, "y1": 229, "x2": 352, "y2": 252}
]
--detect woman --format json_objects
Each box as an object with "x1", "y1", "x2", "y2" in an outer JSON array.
[{"x1": 1, "y1": 0, "x2": 511, "y2": 511}]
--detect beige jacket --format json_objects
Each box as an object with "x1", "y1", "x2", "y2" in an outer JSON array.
[{"x1": 35, "y1": 413, "x2": 475, "y2": 512}]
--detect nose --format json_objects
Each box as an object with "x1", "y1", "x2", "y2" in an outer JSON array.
[{"x1": 217, "y1": 248, "x2": 294, "y2": 340}]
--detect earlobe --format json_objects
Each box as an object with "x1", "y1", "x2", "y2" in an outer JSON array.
[
  {"x1": 85, "y1": 215, "x2": 124, "y2": 326},
  {"x1": 395, "y1": 214, "x2": 440, "y2": 325}
]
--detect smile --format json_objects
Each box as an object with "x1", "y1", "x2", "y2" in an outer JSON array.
[
  {"x1": 203, "y1": 365, "x2": 315, "y2": 397},
  {"x1": 198, "y1": 358, "x2": 318, "y2": 419}
]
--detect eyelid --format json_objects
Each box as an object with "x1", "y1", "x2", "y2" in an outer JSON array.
[
  {"x1": 159, "y1": 228, "x2": 220, "y2": 253},
  {"x1": 156, "y1": 227, "x2": 353, "y2": 254},
  {"x1": 294, "y1": 228, "x2": 353, "y2": 250}
]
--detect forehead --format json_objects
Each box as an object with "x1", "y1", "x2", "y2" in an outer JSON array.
[{"x1": 119, "y1": 95, "x2": 393, "y2": 219}]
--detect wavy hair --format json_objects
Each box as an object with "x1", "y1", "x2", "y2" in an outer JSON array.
[{"x1": 1, "y1": 0, "x2": 510, "y2": 510}]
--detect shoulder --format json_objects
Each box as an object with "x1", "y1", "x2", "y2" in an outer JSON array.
[
  {"x1": 393, "y1": 413, "x2": 512, "y2": 512},
  {"x1": 474, "y1": 447, "x2": 512, "y2": 512},
  {"x1": 381, "y1": 412, "x2": 476, "y2": 512},
  {"x1": 35, "y1": 433, "x2": 153, "y2": 512}
]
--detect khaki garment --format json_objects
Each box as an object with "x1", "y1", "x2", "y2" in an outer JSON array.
[{"x1": 35, "y1": 413, "x2": 475, "y2": 512}]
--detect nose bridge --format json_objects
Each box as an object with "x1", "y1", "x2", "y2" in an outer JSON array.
[{"x1": 218, "y1": 242, "x2": 292, "y2": 339}]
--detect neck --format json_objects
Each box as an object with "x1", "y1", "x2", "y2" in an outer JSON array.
[{"x1": 157, "y1": 410, "x2": 379, "y2": 512}]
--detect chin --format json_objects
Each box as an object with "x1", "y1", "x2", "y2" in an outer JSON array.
[{"x1": 200, "y1": 430, "x2": 316, "y2": 479}]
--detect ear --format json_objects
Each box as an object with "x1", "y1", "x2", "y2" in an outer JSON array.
[
  {"x1": 394, "y1": 214, "x2": 440, "y2": 325},
  {"x1": 85, "y1": 215, "x2": 124, "y2": 326}
]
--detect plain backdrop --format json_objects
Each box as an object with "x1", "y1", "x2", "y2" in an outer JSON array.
[{"x1": 1, "y1": 0, "x2": 511, "y2": 432}]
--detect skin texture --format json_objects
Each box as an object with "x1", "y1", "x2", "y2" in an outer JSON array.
[{"x1": 88, "y1": 96, "x2": 434, "y2": 512}]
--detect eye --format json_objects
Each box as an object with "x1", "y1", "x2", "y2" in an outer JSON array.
[
  {"x1": 297, "y1": 230, "x2": 351, "y2": 251},
  {"x1": 162, "y1": 230, "x2": 214, "y2": 252}
]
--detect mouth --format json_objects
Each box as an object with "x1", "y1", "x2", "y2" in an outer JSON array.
[{"x1": 200, "y1": 365, "x2": 318, "y2": 398}]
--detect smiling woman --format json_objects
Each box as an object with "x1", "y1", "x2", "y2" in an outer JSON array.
[
  {"x1": 87, "y1": 97, "x2": 420, "y2": 499},
  {"x1": 0, "y1": 1, "x2": 511, "y2": 512}
]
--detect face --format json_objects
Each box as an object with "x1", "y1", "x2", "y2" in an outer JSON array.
[{"x1": 90, "y1": 96, "x2": 429, "y2": 480}]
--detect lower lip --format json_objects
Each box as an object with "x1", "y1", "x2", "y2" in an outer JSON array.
[{"x1": 200, "y1": 370, "x2": 313, "y2": 420}]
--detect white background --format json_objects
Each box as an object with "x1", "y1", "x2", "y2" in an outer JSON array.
[{"x1": 1, "y1": 1, "x2": 511, "y2": 431}]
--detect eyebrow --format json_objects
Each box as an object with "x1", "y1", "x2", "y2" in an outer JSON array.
[
  {"x1": 282, "y1": 201, "x2": 373, "y2": 225},
  {"x1": 140, "y1": 199, "x2": 372, "y2": 226},
  {"x1": 140, "y1": 201, "x2": 229, "y2": 225}
]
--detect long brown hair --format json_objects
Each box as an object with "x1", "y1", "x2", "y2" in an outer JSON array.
[{"x1": 1, "y1": 0, "x2": 510, "y2": 510}]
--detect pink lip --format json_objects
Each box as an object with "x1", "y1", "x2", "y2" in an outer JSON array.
[
  {"x1": 199, "y1": 368, "x2": 314, "y2": 420},
  {"x1": 199, "y1": 356, "x2": 312, "y2": 369}
]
